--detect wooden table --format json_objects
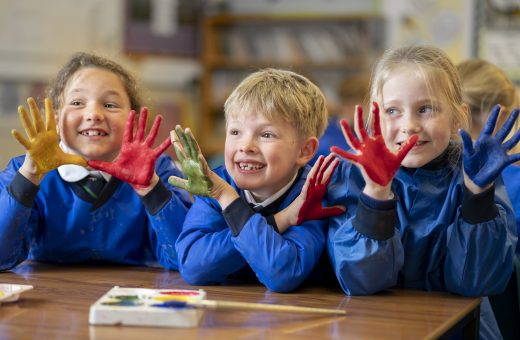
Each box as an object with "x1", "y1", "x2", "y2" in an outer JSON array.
[{"x1": 0, "y1": 261, "x2": 480, "y2": 339}]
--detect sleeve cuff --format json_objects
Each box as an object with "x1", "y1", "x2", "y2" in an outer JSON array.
[
  {"x1": 461, "y1": 184, "x2": 498, "y2": 223},
  {"x1": 353, "y1": 193, "x2": 397, "y2": 241},
  {"x1": 8, "y1": 172, "x2": 39, "y2": 207},
  {"x1": 222, "y1": 197, "x2": 256, "y2": 236},
  {"x1": 140, "y1": 180, "x2": 172, "y2": 215}
]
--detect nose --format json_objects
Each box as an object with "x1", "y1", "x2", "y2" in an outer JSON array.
[
  {"x1": 239, "y1": 135, "x2": 257, "y2": 153},
  {"x1": 85, "y1": 103, "x2": 105, "y2": 122},
  {"x1": 401, "y1": 114, "x2": 422, "y2": 135}
]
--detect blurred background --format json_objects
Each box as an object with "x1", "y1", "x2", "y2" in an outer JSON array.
[{"x1": 1, "y1": 0, "x2": 519, "y2": 168}]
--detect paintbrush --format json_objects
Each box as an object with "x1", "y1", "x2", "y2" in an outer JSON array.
[{"x1": 152, "y1": 298, "x2": 346, "y2": 316}]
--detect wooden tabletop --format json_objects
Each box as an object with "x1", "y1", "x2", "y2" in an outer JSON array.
[{"x1": 0, "y1": 261, "x2": 480, "y2": 339}]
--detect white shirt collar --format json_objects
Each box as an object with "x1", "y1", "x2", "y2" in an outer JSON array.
[
  {"x1": 243, "y1": 170, "x2": 299, "y2": 209},
  {"x1": 57, "y1": 142, "x2": 111, "y2": 183}
]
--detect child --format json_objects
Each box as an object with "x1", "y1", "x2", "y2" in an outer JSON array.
[
  {"x1": 0, "y1": 52, "x2": 191, "y2": 271},
  {"x1": 171, "y1": 68, "x2": 343, "y2": 292},
  {"x1": 458, "y1": 59, "x2": 520, "y2": 256},
  {"x1": 327, "y1": 46, "x2": 518, "y2": 339}
]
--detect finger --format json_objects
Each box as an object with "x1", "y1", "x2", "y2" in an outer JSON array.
[
  {"x1": 496, "y1": 108, "x2": 520, "y2": 143},
  {"x1": 185, "y1": 128, "x2": 201, "y2": 160},
  {"x1": 331, "y1": 146, "x2": 359, "y2": 163},
  {"x1": 354, "y1": 105, "x2": 369, "y2": 141},
  {"x1": 308, "y1": 155, "x2": 324, "y2": 186},
  {"x1": 198, "y1": 154, "x2": 213, "y2": 181},
  {"x1": 18, "y1": 105, "x2": 37, "y2": 139},
  {"x1": 61, "y1": 153, "x2": 88, "y2": 167},
  {"x1": 321, "y1": 205, "x2": 346, "y2": 217},
  {"x1": 459, "y1": 129, "x2": 474, "y2": 155},
  {"x1": 321, "y1": 156, "x2": 340, "y2": 186},
  {"x1": 508, "y1": 153, "x2": 520, "y2": 165},
  {"x1": 27, "y1": 97, "x2": 45, "y2": 133},
  {"x1": 396, "y1": 134, "x2": 418, "y2": 163},
  {"x1": 176, "y1": 125, "x2": 195, "y2": 160},
  {"x1": 172, "y1": 127, "x2": 188, "y2": 162},
  {"x1": 44, "y1": 98, "x2": 57, "y2": 132},
  {"x1": 135, "y1": 107, "x2": 148, "y2": 142},
  {"x1": 153, "y1": 136, "x2": 171, "y2": 158},
  {"x1": 339, "y1": 118, "x2": 361, "y2": 150},
  {"x1": 11, "y1": 129, "x2": 31, "y2": 150},
  {"x1": 145, "y1": 114, "x2": 162, "y2": 147},
  {"x1": 371, "y1": 102, "x2": 382, "y2": 136},
  {"x1": 504, "y1": 126, "x2": 520, "y2": 151},
  {"x1": 481, "y1": 104, "x2": 501, "y2": 138},
  {"x1": 317, "y1": 153, "x2": 335, "y2": 184},
  {"x1": 123, "y1": 110, "x2": 137, "y2": 143},
  {"x1": 167, "y1": 176, "x2": 190, "y2": 191}
]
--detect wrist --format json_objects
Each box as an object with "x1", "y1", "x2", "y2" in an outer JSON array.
[
  {"x1": 19, "y1": 165, "x2": 41, "y2": 185},
  {"x1": 363, "y1": 183, "x2": 393, "y2": 200}
]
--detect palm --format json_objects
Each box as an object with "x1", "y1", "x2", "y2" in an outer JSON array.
[
  {"x1": 331, "y1": 103, "x2": 417, "y2": 186},
  {"x1": 11, "y1": 97, "x2": 86, "y2": 177},
  {"x1": 168, "y1": 125, "x2": 212, "y2": 196},
  {"x1": 88, "y1": 107, "x2": 170, "y2": 188},
  {"x1": 462, "y1": 105, "x2": 520, "y2": 187}
]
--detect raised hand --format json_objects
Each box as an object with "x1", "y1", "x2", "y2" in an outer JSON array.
[
  {"x1": 11, "y1": 97, "x2": 87, "y2": 178},
  {"x1": 167, "y1": 125, "x2": 212, "y2": 196},
  {"x1": 461, "y1": 105, "x2": 520, "y2": 188},
  {"x1": 296, "y1": 154, "x2": 345, "y2": 224},
  {"x1": 87, "y1": 107, "x2": 170, "y2": 188},
  {"x1": 331, "y1": 102, "x2": 418, "y2": 186}
]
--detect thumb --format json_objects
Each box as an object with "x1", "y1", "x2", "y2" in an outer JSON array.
[
  {"x1": 61, "y1": 153, "x2": 87, "y2": 167},
  {"x1": 168, "y1": 176, "x2": 189, "y2": 191}
]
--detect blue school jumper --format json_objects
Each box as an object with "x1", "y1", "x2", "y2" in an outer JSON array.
[
  {"x1": 502, "y1": 164, "x2": 520, "y2": 255},
  {"x1": 326, "y1": 149, "x2": 517, "y2": 340},
  {"x1": 0, "y1": 154, "x2": 191, "y2": 271},
  {"x1": 175, "y1": 165, "x2": 328, "y2": 293}
]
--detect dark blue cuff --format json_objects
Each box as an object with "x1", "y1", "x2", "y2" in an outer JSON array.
[
  {"x1": 461, "y1": 184, "x2": 498, "y2": 223},
  {"x1": 140, "y1": 180, "x2": 172, "y2": 216},
  {"x1": 353, "y1": 193, "x2": 397, "y2": 241},
  {"x1": 222, "y1": 197, "x2": 256, "y2": 236},
  {"x1": 8, "y1": 172, "x2": 39, "y2": 208}
]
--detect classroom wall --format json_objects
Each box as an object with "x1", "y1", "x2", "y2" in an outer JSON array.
[{"x1": 0, "y1": 0, "x2": 478, "y2": 169}]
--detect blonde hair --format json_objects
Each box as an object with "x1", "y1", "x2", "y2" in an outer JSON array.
[
  {"x1": 369, "y1": 45, "x2": 470, "y2": 141},
  {"x1": 224, "y1": 68, "x2": 328, "y2": 138},
  {"x1": 457, "y1": 59, "x2": 520, "y2": 149}
]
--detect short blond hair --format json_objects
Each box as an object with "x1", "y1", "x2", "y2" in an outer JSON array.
[
  {"x1": 457, "y1": 59, "x2": 520, "y2": 145},
  {"x1": 370, "y1": 45, "x2": 470, "y2": 140},
  {"x1": 224, "y1": 68, "x2": 328, "y2": 138}
]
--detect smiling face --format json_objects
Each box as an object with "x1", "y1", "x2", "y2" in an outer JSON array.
[
  {"x1": 224, "y1": 112, "x2": 313, "y2": 201},
  {"x1": 379, "y1": 68, "x2": 455, "y2": 168},
  {"x1": 56, "y1": 67, "x2": 131, "y2": 162}
]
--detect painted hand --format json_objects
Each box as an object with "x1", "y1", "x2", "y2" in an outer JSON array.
[
  {"x1": 296, "y1": 154, "x2": 345, "y2": 225},
  {"x1": 87, "y1": 107, "x2": 170, "y2": 188},
  {"x1": 11, "y1": 97, "x2": 87, "y2": 178},
  {"x1": 168, "y1": 125, "x2": 212, "y2": 196},
  {"x1": 461, "y1": 105, "x2": 520, "y2": 188},
  {"x1": 331, "y1": 103, "x2": 418, "y2": 186}
]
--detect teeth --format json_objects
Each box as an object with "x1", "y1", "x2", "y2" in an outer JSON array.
[
  {"x1": 239, "y1": 163, "x2": 264, "y2": 170},
  {"x1": 81, "y1": 130, "x2": 107, "y2": 136}
]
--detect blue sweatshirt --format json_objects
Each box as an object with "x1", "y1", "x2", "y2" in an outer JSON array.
[
  {"x1": 0, "y1": 154, "x2": 191, "y2": 271},
  {"x1": 176, "y1": 165, "x2": 328, "y2": 293}
]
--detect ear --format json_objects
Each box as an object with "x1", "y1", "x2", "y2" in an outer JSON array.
[
  {"x1": 55, "y1": 112, "x2": 60, "y2": 135},
  {"x1": 296, "y1": 136, "x2": 319, "y2": 166}
]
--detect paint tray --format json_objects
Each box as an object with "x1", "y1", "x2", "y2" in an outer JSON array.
[
  {"x1": 0, "y1": 284, "x2": 33, "y2": 303},
  {"x1": 89, "y1": 286, "x2": 206, "y2": 327}
]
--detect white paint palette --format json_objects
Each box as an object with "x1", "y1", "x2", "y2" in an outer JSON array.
[
  {"x1": 89, "y1": 286, "x2": 206, "y2": 328},
  {"x1": 0, "y1": 284, "x2": 33, "y2": 303}
]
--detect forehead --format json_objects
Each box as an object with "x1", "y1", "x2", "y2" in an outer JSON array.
[
  {"x1": 382, "y1": 67, "x2": 444, "y2": 103},
  {"x1": 227, "y1": 110, "x2": 293, "y2": 129},
  {"x1": 64, "y1": 67, "x2": 127, "y2": 95}
]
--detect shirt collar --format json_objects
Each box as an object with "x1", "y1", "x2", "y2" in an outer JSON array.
[
  {"x1": 57, "y1": 142, "x2": 111, "y2": 183},
  {"x1": 243, "y1": 170, "x2": 299, "y2": 209}
]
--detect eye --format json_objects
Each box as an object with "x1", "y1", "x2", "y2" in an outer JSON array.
[
  {"x1": 105, "y1": 102, "x2": 119, "y2": 109},
  {"x1": 418, "y1": 105, "x2": 435, "y2": 115},
  {"x1": 261, "y1": 131, "x2": 276, "y2": 138},
  {"x1": 70, "y1": 100, "x2": 82, "y2": 106},
  {"x1": 228, "y1": 129, "x2": 239, "y2": 136},
  {"x1": 385, "y1": 107, "x2": 399, "y2": 116}
]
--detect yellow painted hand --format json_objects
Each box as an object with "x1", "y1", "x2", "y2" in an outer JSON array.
[{"x1": 11, "y1": 97, "x2": 87, "y2": 178}]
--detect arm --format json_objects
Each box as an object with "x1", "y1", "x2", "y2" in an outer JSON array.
[
  {"x1": 88, "y1": 107, "x2": 171, "y2": 192},
  {"x1": 139, "y1": 155, "x2": 192, "y2": 270}
]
